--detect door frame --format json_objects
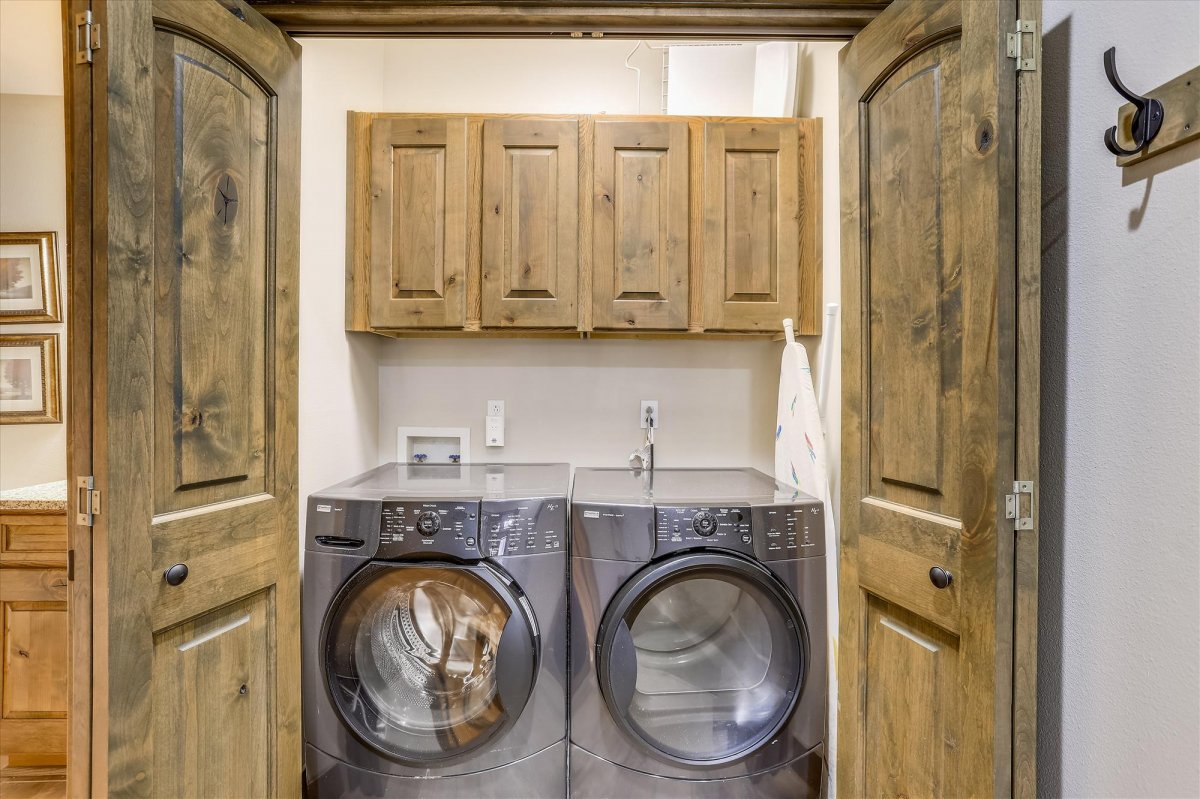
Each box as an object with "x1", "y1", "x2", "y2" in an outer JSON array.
[
  {"x1": 63, "y1": 1, "x2": 1039, "y2": 796},
  {"x1": 62, "y1": 1, "x2": 96, "y2": 796}
]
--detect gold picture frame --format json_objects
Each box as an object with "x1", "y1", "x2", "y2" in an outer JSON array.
[
  {"x1": 0, "y1": 231, "x2": 61, "y2": 323},
  {"x1": 0, "y1": 333, "x2": 61, "y2": 424}
]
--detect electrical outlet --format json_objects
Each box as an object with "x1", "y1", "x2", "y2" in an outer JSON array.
[
  {"x1": 640, "y1": 400, "x2": 659, "y2": 429},
  {"x1": 486, "y1": 416, "x2": 505, "y2": 447},
  {"x1": 486, "y1": 400, "x2": 505, "y2": 417}
]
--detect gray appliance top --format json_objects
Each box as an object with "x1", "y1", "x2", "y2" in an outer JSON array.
[
  {"x1": 572, "y1": 467, "x2": 815, "y2": 505},
  {"x1": 314, "y1": 462, "x2": 570, "y2": 501}
]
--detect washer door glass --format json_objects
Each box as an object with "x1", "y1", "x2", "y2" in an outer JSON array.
[
  {"x1": 599, "y1": 555, "x2": 805, "y2": 764},
  {"x1": 324, "y1": 563, "x2": 535, "y2": 762}
]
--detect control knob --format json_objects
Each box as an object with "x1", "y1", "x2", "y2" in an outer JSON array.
[
  {"x1": 692, "y1": 511, "x2": 718, "y2": 537},
  {"x1": 416, "y1": 510, "x2": 442, "y2": 536}
]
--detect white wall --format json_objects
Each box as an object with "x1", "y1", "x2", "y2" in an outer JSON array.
[
  {"x1": 0, "y1": 0, "x2": 67, "y2": 490},
  {"x1": 0, "y1": 0, "x2": 62, "y2": 96},
  {"x1": 667, "y1": 43, "x2": 758, "y2": 115},
  {"x1": 1039, "y1": 3, "x2": 1200, "y2": 797},
  {"x1": 298, "y1": 41, "x2": 387, "y2": 524}
]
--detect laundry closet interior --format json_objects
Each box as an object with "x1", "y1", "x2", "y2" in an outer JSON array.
[{"x1": 2, "y1": 1, "x2": 1043, "y2": 798}]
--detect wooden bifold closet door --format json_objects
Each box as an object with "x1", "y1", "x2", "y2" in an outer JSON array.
[
  {"x1": 837, "y1": 0, "x2": 1041, "y2": 797},
  {"x1": 82, "y1": 0, "x2": 303, "y2": 795}
]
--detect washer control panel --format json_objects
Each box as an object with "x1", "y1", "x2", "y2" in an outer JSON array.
[
  {"x1": 481, "y1": 498, "x2": 566, "y2": 557},
  {"x1": 378, "y1": 501, "x2": 480, "y2": 559},
  {"x1": 653, "y1": 500, "x2": 825, "y2": 559}
]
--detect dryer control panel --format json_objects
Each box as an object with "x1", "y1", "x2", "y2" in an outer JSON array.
[
  {"x1": 481, "y1": 498, "x2": 566, "y2": 557},
  {"x1": 653, "y1": 500, "x2": 824, "y2": 560},
  {"x1": 378, "y1": 500, "x2": 481, "y2": 559}
]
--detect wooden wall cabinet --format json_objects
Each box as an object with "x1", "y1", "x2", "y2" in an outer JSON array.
[
  {"x1": 367, "y1": 115, "x2": 469, "y2": 328},
  {"x1": 591, "y1": 118, "x2": 691, "y2": 331},
  {"x1": 349, "y1": 112, "x2": 821, "y2": 338},
  {"x1": 702, "y1": 119, "x2": 821, "y2": 332},
  {"x1": 0, "y1": 510, "x2": 69, "y2": 774},
  {"x1": 482, "y1": 118, "x2": 580, "y2": 328}
]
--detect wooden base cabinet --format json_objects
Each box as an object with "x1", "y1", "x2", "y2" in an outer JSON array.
[
  {"x1": 0, "y1": 510, "x2": 69, "y2": 777},
  {"x1": 348, "y1": 112, "x2": 821, "y2": 338}
]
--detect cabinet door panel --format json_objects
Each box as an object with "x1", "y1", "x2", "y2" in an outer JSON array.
[
  {"x1": 481, "y1": 118, "x2": 579, "y2": 328},
  {"x1": 0, "y1": 513, "x2": 68, "y2": 764},
  {"x1": 702, "y1": 120, "x2": 804, "y2": 332},
  {"x1": 370, "y1": 116, "x2": 468, "y2": 328},
  {"x1": 592, "y1": 119, "x2": 689, "y2": 330}
]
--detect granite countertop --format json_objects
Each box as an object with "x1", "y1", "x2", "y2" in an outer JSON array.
[{"x1": 0, "y1": 479, "x2": 68, "y2": 512}]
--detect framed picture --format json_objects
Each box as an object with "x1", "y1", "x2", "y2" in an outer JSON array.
[
  {"x1": 0, "y1": 231, "x2": 61, "y2": 323},
  {"x1": 0, "y1": 333, "x2": 61, "y2": 424}
]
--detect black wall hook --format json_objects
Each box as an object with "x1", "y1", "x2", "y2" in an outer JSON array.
[{"x1": 1104, "y1": 47, "x2": 1165, "y2": 156}]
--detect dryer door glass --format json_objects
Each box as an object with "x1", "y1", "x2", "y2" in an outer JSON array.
[
  {"x1": 324, "y1": 563, "x2": 537, "y2": 763},
  {"x1": 599, "y1": 555, "x2": 805, "y2": 764}
]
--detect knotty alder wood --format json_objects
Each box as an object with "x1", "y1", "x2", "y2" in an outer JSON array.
[
  {"x1": 348, "y1": 112, "x2": 821, "y2": 336},
  {"x1": 1012, "y1": 1, "x2": 1043, "y2": 796},
  {"x1": 838, "y1": 0, "x2": 1032, "y2": 796},
  {"x1": 93, "y1": 1, "x2": 302, "y2": 797},
  {"x1": 592, "y1": 118, "x2": 689, "y2": 330},
  {"x1": 701, "y1": 118, "x2": 820, "y2": 332},
  {"x1": 62, "y1": 1, "x2": 95, "y2": 793},
  {"x1": 0, "y1": 511, "x2": 69, "y2": 769},
  {"x1": 369, "y1": 116, "x2": 469, "y2": 327},
  {"x1": 482, "y1": 117, "x2": 581, "y2": 327},
  {"x1": 244, "y1": 0, "x2": 890, "y2": 37}
]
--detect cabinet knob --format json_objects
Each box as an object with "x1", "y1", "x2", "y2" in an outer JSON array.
[
  {"x1": 929, "y1": 566, "x2": 953, "y2": 589},
  {"x1": 164, "y1": 563, "x2": 189, "y2": 586}
]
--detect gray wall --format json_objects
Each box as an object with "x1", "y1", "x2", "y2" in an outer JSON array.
[{"x1": 1040, "y1": 2, "x2": 1200, "y2": 797}]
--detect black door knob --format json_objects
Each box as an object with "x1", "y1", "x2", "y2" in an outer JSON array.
[
  {"x1": 164, "y1": 563, "x2": 189, "y2": 586},
  {"x1": 929, "y1": 566, "x2": 953, "y2": 589}
]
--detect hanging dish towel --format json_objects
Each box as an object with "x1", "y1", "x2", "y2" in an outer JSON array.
[{"x1": 774, "y1": 335, "x2": 839, "y2": 797}]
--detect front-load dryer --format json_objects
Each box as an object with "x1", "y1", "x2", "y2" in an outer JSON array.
[
  {"x1": 570, "y1": 467, "x2": 826, "y2": 799},
  {"x1": 303, "y1": 462, "x2": 569, "y2": 799}
]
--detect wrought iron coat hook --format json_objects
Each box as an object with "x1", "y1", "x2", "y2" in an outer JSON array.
[{"x1": 1104, "y1": 47, "x2": 1165, "y2": 156}]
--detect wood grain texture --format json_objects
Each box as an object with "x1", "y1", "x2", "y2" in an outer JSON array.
[
  {"x1": 591, "y1": 118, "x2": 689, "y2": 330},
  {"x1": 62, "y1": 0, "x2": 94, "y2": 789},
  {"x1": 345, "y1": 112, "x2": 373, "y2": 331},
  {"x1": 701, "y1": 119, "x2": 803, "y2": 332},
  {"x1": 1114, "y1": 64, "x2": 1200, "y2": 167},
  {"x1": 465, "y1": 117, "x2": 485, "y2": 330},
  {"x1": 152, "y1": 31, "x2": 269, "y2": 514},
  {"x1": 0, "y1": 512, "x2": 69, "y2": 765},
  {"x1": 95, "y1": 1, "x2": 302, "y2": 796},
  {"x1": 796, "y1": 118, "x2": 822, "y2": 335},
  {"x1": 481, "y1": 117, "x2": 580, "y2": 328},
  {"x1": 838, "y1": 1, "x2": 1022, "y2": 797},
  {"x1": 245, "y1": 0, "x2": 887, "y2": 36},
  {"x1": 368, "y1": 115, "x2": 469, "y2": 328},
  {"x1": 862, "y1": 595, "x2": 959, "y2": 798},
  {"x1": 1012, "y1": 0, "x2": 1042, "y2": 795},
  {"x1": 151, "y1": 591, "x2": 271, "y2": 798},
  {"x1": 577, "y1": 115, "x2": 594, "y2": 331}
]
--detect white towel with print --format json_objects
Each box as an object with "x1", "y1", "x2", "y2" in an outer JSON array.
[{"x1": 774, "y1": 338, "x2": 839, "y2": 796}]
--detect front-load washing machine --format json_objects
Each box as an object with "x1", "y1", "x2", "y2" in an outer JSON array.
[
  {"x1": 303, "y1": 462, "x2": 569, "y2": 798},
  {"x1": 570, "y1": 467, "x2": 826, "y2": 798}
]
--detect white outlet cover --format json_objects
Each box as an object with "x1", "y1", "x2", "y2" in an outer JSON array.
[
  {"x1": 486, "y1": 399, "x2": 505, "y2": 417},
  {"x1": 640, "y1": 400, "x2": 660, "y2": 429}
]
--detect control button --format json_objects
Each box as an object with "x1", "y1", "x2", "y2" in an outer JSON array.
[
  {"x1": 692, "y1": 511, "x2": 718, "y2": 536},
  {"x1": 731, "y1": 510, "x2": 744, "y2": 523},
  {"x1": 416, "y1": 511, "x2": 441, "y2": 536},
  {"x1": 465, "y1": 537, "x2": 476, "y2": 547},
  {"x1": 741, "y1": 533, "x2": 752, "y2": 544}
]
